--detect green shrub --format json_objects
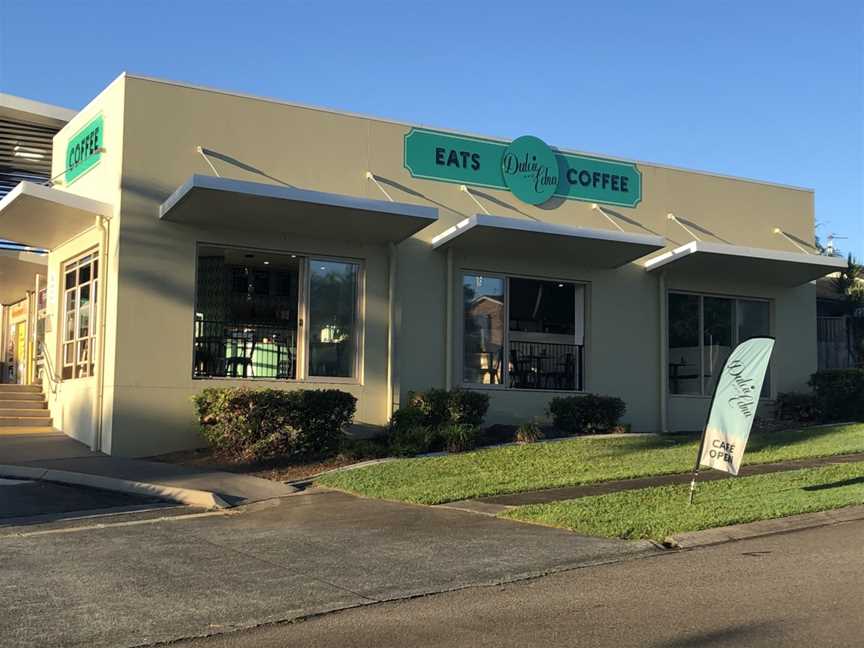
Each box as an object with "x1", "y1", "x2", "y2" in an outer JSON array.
[
  {"x1": 388, "y1": 425, "x2": 441, "y2": 456},
  {"x1": 386, "y1": 405, "x2": 440, "y2": 455},
  {"x1": 407, "y1": 389, "x2": 452, "y2": 428},
  {"x1": 809, "y1": 369, "x2": 864, "y2": 422},
  {"x1": 547, "y1": 394, "x2": 626, "y2": 435},
  {"x1": 390, "y1": 388, "x2": 490, "y2": 455},
  {"x1": 447, "y1": 389, "x2": 491, "y2": 427},
  {"x1": 775, "y1": 392, "x2": 820, "y2": 422},
  {"x1": 192, "y1": 387, "x2": 357, "y2": 461},
  {"x1": 441, "y1": 423, "x2": 479, "y2": 453},
  {"x1": 407, "y1": 388, "x2": 490, "y2": 428},
  {"x1": 515, "y1": 421, "x2": 544, "y2": 444}
]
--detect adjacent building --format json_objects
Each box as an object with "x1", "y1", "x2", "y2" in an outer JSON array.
[{"x1": 1, "y1": 93, "x2": 76, "y2": 390}]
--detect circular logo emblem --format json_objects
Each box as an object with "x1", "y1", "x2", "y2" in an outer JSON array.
[{"x1": 501, "y1": 135, "x2": 559, "y2": 205}]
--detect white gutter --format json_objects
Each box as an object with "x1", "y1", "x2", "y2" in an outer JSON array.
[
  {"x1": 445, "y1": 248, "x2": 454, "y2": 390},
  {"x1": 659, "y1": 270, "x2": 668, "y2": 434},
  {"x1": 386, "y1": 242, "x2": 398, "y2": 416},
  {"x1": 92, "y1": 213, "x2": 111, "y2": 452}
]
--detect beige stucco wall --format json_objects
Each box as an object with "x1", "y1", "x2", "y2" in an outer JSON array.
[
  {"x1": 45, "y1": 73, "x2": 818, "y2": 455},
  {"x1": 43, "y1": 77, "x2": 125, "y2": 449}
]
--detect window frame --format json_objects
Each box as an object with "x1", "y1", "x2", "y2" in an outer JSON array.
[
  {"x1": 60, "y1": 248, "x2": 99, "y2": 381},
  {"x1": 303, "y1": 255, "x2": 365, "y2": 384},
  {"x1": 192, "y1": 242, "x2": 365, "y2": 384},
  {"x1": 458, "y1": 269, "x2": 587, "y2": 393},
  {"x1": 667, "y1": 290, "x2": 773, "y2": 399}
]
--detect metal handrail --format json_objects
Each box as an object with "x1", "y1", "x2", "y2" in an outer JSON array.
[{"x1": 38, "y1": 341, "x2": 59, "y2": 396}]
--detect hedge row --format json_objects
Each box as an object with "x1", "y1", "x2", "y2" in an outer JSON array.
[
  {"x1": 192, "y1": 386, "x2": 630, "y2": 461},
  {"x1": 193, "y1": 387, "x2": 356, "y2": 461}
]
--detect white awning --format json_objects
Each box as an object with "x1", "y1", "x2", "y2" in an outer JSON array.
[
  {"x1": 644, "y1": 240, "x2": 847, "y2": 286},
  {"x1": 159, "y1": 175, "x2": 438, "y2": 244},
  {"x1": 0, "y1": 249, "x2": 47, "y2": 304},
  {"x1": 431, "y1": 214, "x2": 665, "y2": 268},
  {"x1": 0, "y1": 182, "x2": 111, "y2": 249}
]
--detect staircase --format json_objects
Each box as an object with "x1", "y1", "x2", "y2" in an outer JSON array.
[{"x1": 0, "y1": 384, "x2": 52, "y2": 428}]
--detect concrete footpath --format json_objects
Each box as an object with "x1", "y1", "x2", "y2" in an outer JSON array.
[
  {"x1": 0, "y1": 430, "x2": 296, "y2": 509},
  {"x1": 0, "y1": 489, "x2": 657, "y2": 648}
]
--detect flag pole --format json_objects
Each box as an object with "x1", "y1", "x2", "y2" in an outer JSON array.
[{"x1": 688, "y1": 355, "x2": 726, "y2": 506}]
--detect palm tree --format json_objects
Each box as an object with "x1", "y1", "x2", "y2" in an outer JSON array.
[{"x1": 831, "y1": 254, "x2": 864, "y2": 366}]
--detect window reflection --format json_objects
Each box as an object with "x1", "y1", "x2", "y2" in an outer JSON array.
[
  {"x1": 194, "y1": 246, "x2": 301, "y2": 379},
  {"x1": 463, "y1": 275, "x2": 505, "y2": 385},
  {"x1": 703, "y1": 296, "x2": 734, "y2": 395},
  {"x1": 668, "y1": 293, "x2": 700, "y2": 395},
  {"x1": 308, "y1": 260, "x2": 359, "y2": 379}
]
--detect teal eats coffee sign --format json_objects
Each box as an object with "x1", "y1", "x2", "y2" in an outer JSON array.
[
  {"x1": 403, "y1": 128, "x2": 642, "y2": 208},
  {"x1": 501, "y1": 136, "x2": 559, "y2": 205},
  {"x1": 65, "y1": 115, "x2": 104, "y2": 185}
]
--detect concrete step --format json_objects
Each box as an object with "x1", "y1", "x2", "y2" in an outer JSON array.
[
  {"x1": 0, "y1": 415, "x2": 53, "y2": 427},
  {"x1": 0, "y1": 407, "x2": 48, "y2": 416},
  {"x1": 0, "y1": 399, "x2": 47, "y2": 410},
  {"x1": 0, "y1": 384, "x2": 42, "y2": 393},
  {"x1": 0, "y1": 392, "x2": 45, "y2": 402}
]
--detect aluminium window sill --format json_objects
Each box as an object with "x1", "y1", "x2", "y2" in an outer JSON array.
[{"x1": 192, "y1": 375, "x2": 362, "y2": 386}]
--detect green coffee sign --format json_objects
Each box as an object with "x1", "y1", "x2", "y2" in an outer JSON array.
[
  {"x1": 65, "y1": 115, "x2": 103, "y2": 184},
  {"x1": 502, "y1": 135, "x2": 559, "y2": 205},
  {"x1": 404, "y1": 128, "x2": 642, "y2": 208}
]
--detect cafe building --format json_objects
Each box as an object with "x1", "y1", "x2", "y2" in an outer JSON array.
[{"x1": 0, "y1": 73, "x2": 846, "y2": 456}]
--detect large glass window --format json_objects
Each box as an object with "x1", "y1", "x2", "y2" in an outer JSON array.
[
  {"x1": 668, "y1": 293, "x2": 770, "y2": 397},
  {"x1": 193, "y1": 246, "x2": 361, "y2": 381},
  {"x1": 703, "y1": 296, "x2": 734, "y2": 395},
  {"x1": 462, "y1": 273, "x2": 585, "y2": 391},
  {"x1": 62, "y1": 251, "x2": 98, "y2": 380},
  {"x1": 308, "y1": 260, "x2": 360, "y2": 379},
  {"x1": 668, "y1": 293, "x2": 700, "y2": 395},
  {"x1": 463, "y1": 275, "x2": 505, "y2": 385}
]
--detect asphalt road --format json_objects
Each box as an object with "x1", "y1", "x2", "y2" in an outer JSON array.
[{"x1": 177, "y1": 519, "x2": 864, "y2": 648}]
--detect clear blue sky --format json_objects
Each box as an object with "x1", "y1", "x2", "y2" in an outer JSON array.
[{"x1": 1, "y1": 0, "x2": 861, "y2": 257}]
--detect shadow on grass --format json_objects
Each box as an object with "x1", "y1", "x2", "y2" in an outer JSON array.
[
  {"x1": 747, "y1": 423, "x2": 858, "y2": 453},
  {"x1": 802, "y1": 476, "x2": 864, "y2": 492}
]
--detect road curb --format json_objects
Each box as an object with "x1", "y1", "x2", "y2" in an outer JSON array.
[
  {"x1": 0, "y1": 464, "x2": 230, "y2": 510},
  {"x1": 665, "y1": 504, "x2": 864, "y2": 549}
]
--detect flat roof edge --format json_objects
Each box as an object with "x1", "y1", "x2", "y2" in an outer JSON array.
[
  {"x1": 125, "y1": 73, "x2": 813, "y2": 194},
  {"x1": 0, "y1": 92, "x2": 77, "y2": 124}
]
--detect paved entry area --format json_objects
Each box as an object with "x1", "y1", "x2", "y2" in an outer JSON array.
[
  {"x1": 0, "y1": 429, "x2": 296, "y2": 506},
  {"x1": 1, "y1": 489, "x2": 657, "y2": 648},
  {"x1": 0, "y1": 427, "x2": 99, "y2": 463}
]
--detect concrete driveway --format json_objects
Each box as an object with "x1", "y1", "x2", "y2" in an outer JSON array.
[{"x1": 1, "y1": 488, "x2": 657, "y2": 648}]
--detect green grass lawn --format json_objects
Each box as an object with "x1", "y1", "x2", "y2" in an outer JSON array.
[
  {"x1": 316, "y1": 423, "x2": 864, "y2": 504},
  {"x1": 502, "y1": 461, "x2": 864, "y2": 541}
]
